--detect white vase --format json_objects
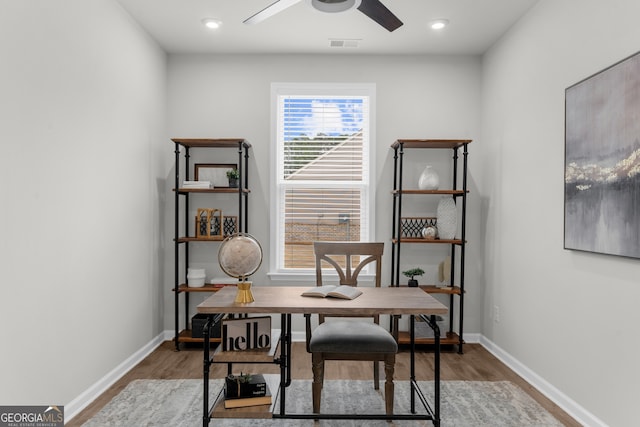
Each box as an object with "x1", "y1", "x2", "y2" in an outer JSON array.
[
  {"x1": 418, "y1": 165, "x2": 439, "y2": 190},
  {"x1": 436, "y1": 197, "x2": 457, "y2": 239}
]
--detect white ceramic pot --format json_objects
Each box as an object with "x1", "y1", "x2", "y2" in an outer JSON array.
[{"x1": 187, "y1": 268, "x2": 206, "y2": 287}]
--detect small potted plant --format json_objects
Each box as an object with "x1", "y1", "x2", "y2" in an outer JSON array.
[
  {"x1": 403, "y1": 268, "x2": 424, "y2": 287},
  {"x1": 226, "y1": 168, "x2": 240, "y2": 188}
]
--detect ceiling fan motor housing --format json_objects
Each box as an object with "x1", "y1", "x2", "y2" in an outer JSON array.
[{"x1": 311, "y1": 0, "x2": 359, "y2": 13}]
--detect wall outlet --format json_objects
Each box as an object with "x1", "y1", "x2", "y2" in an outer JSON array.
[{"x1": 493, "y1": 305, "x2": 500, "y2": 323}]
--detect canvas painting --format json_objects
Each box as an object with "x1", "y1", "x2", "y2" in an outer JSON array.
[{"x1": 564, "y1": 51, "x2": 640, "y2": 259}]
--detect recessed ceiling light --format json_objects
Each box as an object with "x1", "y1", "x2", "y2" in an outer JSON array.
[
  {"x1": 202, "y1": 18, "x2": 221, "y2": 29},
  {"x1": 429, "y1": 19, "x2": 449, "y2": 30}
]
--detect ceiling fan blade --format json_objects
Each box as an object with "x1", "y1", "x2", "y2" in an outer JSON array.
[
  {"x1": 244, "y1": 0, "x2": 303, "y2": 25},
  {"x1": 357, "y1": 0, "x2": 403, "y2": 32}
]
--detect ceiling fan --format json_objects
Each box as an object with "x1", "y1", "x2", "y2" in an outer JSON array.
[{"x1": 244, "y1": 0, "x2": 403, "y2": 32}]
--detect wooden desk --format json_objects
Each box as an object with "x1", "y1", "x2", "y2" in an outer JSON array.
[{"x1": 197, "y1": 286, "x2": 447, "y2": 426}]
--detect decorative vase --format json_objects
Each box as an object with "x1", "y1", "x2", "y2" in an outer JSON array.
[
  {"x1": 418, "y1": 165, "x2": 439, "y2": 190},
  {"x1": 436, "y1": 197, "x2": 457, "y2": 239}
]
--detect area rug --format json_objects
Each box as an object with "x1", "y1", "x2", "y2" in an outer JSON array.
[{"x1": 82, "y1": 379, "x2": 563, "y2": 426}]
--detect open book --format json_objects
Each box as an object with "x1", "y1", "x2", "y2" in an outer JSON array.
[{"x1": 301, "y1": 285, "x2": 362, "y2": 300}]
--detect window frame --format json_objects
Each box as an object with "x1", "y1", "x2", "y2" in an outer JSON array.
[{"x1": 268, "y1": 82, "x2": 377, "y2": 282}]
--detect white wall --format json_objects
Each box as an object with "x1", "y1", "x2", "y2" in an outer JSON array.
[
  {"x1": 166, "y1": 54, "x2": 482, "y2": 334},
  {"x1": 480, "y1": 1, "x2": 640, "y2": 425},
  {"x1": 0, "y1": 0, "x2": 167, "y2": 411}
]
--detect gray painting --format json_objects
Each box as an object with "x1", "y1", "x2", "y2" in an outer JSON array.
[{"x1": 565, "y1": 51, "x2": 640, "y2": 259}]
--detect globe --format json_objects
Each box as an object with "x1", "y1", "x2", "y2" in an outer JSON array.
[{"x1": 218, "y1": 233, "x2": 263, "y2": 280}]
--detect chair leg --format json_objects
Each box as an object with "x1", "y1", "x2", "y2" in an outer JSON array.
[
  {"x1": 373, "y1": 360, "x2": 380, "y2": 390},
  {"x1": 311, "y1": 353, "x2": 324, "y2": 413},
  {"x1": 384, "y1": 354, "x2": 395, "y2": 415}
]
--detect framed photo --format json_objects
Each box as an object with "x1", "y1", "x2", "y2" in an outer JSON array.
[
  {"x1": 564, "y1": 50, "x2": 640, "y2": 259},
  {"x1": 194, "y1": 163, "x2": 236, "y2": 188}
]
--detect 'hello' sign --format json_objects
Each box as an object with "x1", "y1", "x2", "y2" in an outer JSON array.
[{"x1": 222, "y1": 316, "x2": 271, "y2": 351}]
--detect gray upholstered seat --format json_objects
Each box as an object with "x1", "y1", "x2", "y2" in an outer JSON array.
[
  {"x1": 304, "y1": 241, "x2": 398, "y2": 415},
  {"x1": 309, "y1": 320, "x2": 398, "y2": 353}
]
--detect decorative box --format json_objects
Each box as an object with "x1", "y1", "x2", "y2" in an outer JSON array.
[{"x1": 191, "y1": 313, "x2": 221, "y2": 339}]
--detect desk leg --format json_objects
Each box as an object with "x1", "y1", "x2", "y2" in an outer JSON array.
[
  {"x1": 202, "y1": 316, "x2": 211, "y2": 427},
  {"x1": 202, "y1": 313, "x2": 224, "y2": 427},
  {"x1": 278, "y1": 313, "x2": 292, "y2": 415},
  {"x1": 410, "y1": 314, "x2": 416, "y2": 413},
  {"x1": 431, "y1": 314, "x2": 441, "y2": 427}
]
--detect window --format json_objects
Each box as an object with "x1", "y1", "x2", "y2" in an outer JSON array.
[{"x1": 270, "y1": 83, "x2": 376, "y2": 278}]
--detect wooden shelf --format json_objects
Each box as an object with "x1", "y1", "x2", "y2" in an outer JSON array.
[
  {"x1": 397, "y1": 331, "x2": 462, "y2": 346},
  {"x1": 175, "y1": 329, "x2": 221, "y2": 344},
  {"x1": 391, "y1": 285, "x2": 462, "y2": 295},
  {"x1": 420, "y1": 285, "x2": 462, "y2": 295},
  {"x1": 172, "y1": 138, "x2": 251, "y2": 149},
  {"x1": 175, "y1": 187, "x2": 250, "y2": 194},
  {"x1": 391, "y1": 139, "x2": 472, "y2": 149},
  {"x1": 392, "y1": 189, "x2": 467, "y2": 195},
  {"x1": 210, "y1": 373, "x2": 280, "y2": 419},
  {"x1": 174, "y1": 284, "x2": 235, "y2": 293},
  {"x1": 392, "y1": 238, "x2": 464, "y2": 244},
  {"x1": 176, "y1": 236, "x2": 226, "y2": 243}
]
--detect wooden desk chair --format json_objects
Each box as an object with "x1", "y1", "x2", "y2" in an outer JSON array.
[{"x1": 304, "y1": 241, "x2": 398, "y2": 415}]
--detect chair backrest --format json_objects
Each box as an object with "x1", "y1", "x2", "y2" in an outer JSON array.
[{"x1": 314, "y1": 241, "x2": 384, "y2": 323}]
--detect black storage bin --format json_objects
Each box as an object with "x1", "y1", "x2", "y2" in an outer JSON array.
[{"x1": 191, "y1": 313, "x2": 222, "y2": 339}]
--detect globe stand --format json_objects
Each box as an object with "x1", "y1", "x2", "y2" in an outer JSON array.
[
  {"x1": 218, "y1": 233, "x2": 262, "y2": 304},
  {"x1": 234, "y1": 281, "x2": 254, "y2": 303}
]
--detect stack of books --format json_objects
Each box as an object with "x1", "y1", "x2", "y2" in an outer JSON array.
[
  {"x1": 182, "y1": 180, "x2": 212, "y2": 189},
  {"x1": 224, "y1": 374, "x2": 272, "y2": 409}
]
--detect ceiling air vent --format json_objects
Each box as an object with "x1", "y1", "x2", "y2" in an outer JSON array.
[{"x1": 329, "y1": 39, "x2": 360, "y2": 48}]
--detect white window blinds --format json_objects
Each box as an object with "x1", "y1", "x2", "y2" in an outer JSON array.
[{"x1": 273, "y1": 89, "x2": 373, "y2": 271}]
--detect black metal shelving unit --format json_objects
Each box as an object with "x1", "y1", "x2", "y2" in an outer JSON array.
[
  {"x1": 390, "y1": 139, "x2": 471, "y2": 354},
  {"x1": 172, "y1": 138, "x2": 251, "y2": 350}
]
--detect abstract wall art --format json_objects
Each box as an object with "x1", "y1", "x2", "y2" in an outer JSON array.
[{"x1": 565, "y1": 51, "x2": 640, "y2": 259}]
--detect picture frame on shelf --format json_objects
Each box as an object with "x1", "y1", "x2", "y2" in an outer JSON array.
[
  {"x1": 194, "y1": 163, "x2": 237, "y2": 188},
  {"x1": 564, "y1": 50, "x2": 640, "y2": 259}
]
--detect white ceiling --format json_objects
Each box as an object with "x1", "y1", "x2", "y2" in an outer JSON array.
[{"x1": 116, "y1": 0, "x2": 539, "y2": 55}]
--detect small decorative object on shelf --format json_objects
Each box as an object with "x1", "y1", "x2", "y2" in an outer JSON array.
[
  {"x1": 438, "y1": 256, "x2": 451, "y2": 288},
  {"x1": 196, "y1": 208, "x2": 223, "y2": 239},
  {"x1": 187, "y1": 267, "x2": 206, "y2": 287},
  {"x1": 182, "y1": 180, "x2": 212, "y2": 189},
  {"x1": 401, "y1": 217, "x2": 436, "y2": 238},
  {"x1": 418, "y1": 165, "x2": 439, "y2": 190},
  {"x1": 436, "y1": 197, "x2": 457, "y2": 239},
  {"x1": 226, "y1": 168, "x2": 240, "y2": 188},
  {"x1": 422, "y1": 224, "x2": 438, "y2": 240},
  {"x1": 218, "y1": 233, "x2": 263, "y2": 303},
  {"x1": 212, "y1": 215, "x2": 238, "y2": 237},
  {"x1": 403, "y1": 267, "x2": 424, "y2": 287}
]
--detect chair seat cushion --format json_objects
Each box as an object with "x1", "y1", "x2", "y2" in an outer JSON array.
[{"x1": 309, "y1": 320, "x2": 398, "y2": 353}]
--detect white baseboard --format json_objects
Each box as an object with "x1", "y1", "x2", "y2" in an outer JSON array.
[
  {"x1": 65, "y1": 331, "x2": 167, "y2": 422},
  {"x1": 479, "y1": 335, "x2": 606, "y2": 427}
]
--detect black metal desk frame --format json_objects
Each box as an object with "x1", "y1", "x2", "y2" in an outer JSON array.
[{"x1": 202, "y1": 312, "x2": 441, "y2": 426}]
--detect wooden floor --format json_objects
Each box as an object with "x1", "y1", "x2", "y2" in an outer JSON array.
[{"x1": 67, "y1": 341, "x2": 580, "y2": 426}]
